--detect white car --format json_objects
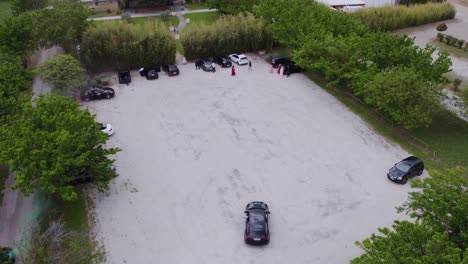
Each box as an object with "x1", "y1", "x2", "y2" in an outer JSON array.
[
  {"x1": 229, "y1": 53, "x2": 249, "y2": 65},
  {"x1": 100, "y1": 123, "x2": 114, "y2": 136}
]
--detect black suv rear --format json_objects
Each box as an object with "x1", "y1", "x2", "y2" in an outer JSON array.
[
  {"x1": 270, "y1": 56, "x2": 291, "y2": 68},
  {"x1": 162, "y1": 64, "x2": 180, "y2": 76}
]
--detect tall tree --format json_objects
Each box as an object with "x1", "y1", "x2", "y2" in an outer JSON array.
[
  {"x1": 35, "y1": 54, "x2": 84, "y2": 95},
  {"x1": 352, "y1": 169, "x2": 467, "y2": 263},
  {"x1": 207, "y1": 0, "x2": 259, "y2": 15},
  {"x1": 0, "y1": 95, "x2": 120, "y2": 201},
  {"x1": 10, "y1": 0, "x2": 49, "y2": 15}
]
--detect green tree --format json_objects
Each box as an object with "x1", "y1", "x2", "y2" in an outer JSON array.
[
  {"x1": 0, "y1": 12, "x2": 40, "y2": 57},
  {"x1": 0, "y1": 95, "x2": 120, "y2": 201},
  {"x1": 0, "y1": 50, "x2": 32, "y2": 123},
  {"x1": 352, "y1": 169, "x2": 467, "y2": 263},
  {"x1": 35, "y1": 54, "x2": 84, "y2": 95},
  {"x1": 11, "y1": 0, "x2": 48, "y2": 15}
]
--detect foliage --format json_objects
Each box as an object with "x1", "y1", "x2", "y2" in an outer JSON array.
[
  {"x1": 436, "y1": 23, "x2": 447, "y2": 32},
  {"x1": 81, "y1": 21, "x2": 176, "y2": 71},
  {"x1": 351, "y1": 3, "x2": 456, "y2": 31},
  {"x1": 352, "y1": 169, "x2": 467, "y2": 263},
  {"x1": 15, "y1": 219, "x2": 103, "y2": 263},
  {"x1": 10, "y1": 0, "x2": 48, "y2": 15},
  {"x1": 207, "y1": 0, "x2": 259, "y2": 15},
  {"x1": 0, "y1": 0, "x2": 89, "y2": 57},
  {"x1": 0, "y1": 50, "x2": 32, "y2": 124},
  {"x1": 35, "y1": 54, "x2": 84, "y2": 95},
  {"x1": 255, "y1": 0, "x2": 368, "y2": 49},
  {"x1": 294, "y1": 31, "x2": 451, "y2": 129},
  {"x1": 180, "y1": 12, "x2": 271, "y2": 60},
  {"x1": 0, "y1": 95, "x2": 120, "y2": 201}
]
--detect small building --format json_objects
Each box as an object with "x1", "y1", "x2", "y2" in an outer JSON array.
[{"x1": 82, "y1": 0, "x2": 119, "y2": 12}]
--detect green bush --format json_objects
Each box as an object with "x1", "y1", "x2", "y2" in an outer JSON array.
[
  {"x1": 436, "y1": 22, "x2": 447, "y2": 31},
  {"x1": 180, "y1": 12, "x2": 272, "y2": 60},
  {"x1": 437, "y1": 32, "x2": 445, "y2": 42},
  {"x1": 351, "y1": 3, "x2": 456, "y2": 31},
  {"x1": 456, "y1": 39, "x2": 464, "y2": 48},
  {"x1": 80, "y1": 21, "x2": 176, "y2": 72}
]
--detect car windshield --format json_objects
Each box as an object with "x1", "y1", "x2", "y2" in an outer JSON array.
[
  {"x1": 100, "y1": 123, "x2": 107, "y2": 129},
  {"x1": 395, "y1": 161, "x2": 411, "y2": 172},
  {"x1": 249, "y1": 210, "x2": 265, "y2": 230}
]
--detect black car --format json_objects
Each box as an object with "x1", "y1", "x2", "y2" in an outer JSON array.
[
  {"x1": 244, "y1": 201, "x2": 270, "y2": 245},
  {"x1": 270, "y1": 56, "x2": 291, "y2": 68},
  {"x1": 139, "y1": 67, "x2": 159, "y2": 80},
  {"x1": 213, "y1": 56, "x2": 232, "y2": 68},
  {"x1": 283, "y1": 62, "x2": 305, "y2": 75},
  {"x1": 387, "y1": 156, "x2": 424, "y2": 184},
  {"x1": 81, "y1": 87, "x2": 115, "y2": 101},
  {"x1": 1, "y1": 247, "x2": 15, "y2": 263},
  {"x1": 118, "y1": 71, "x2": 131, "y2": 85},
  {"x1": 69, "y1": 166, "x2": 116, "y2": 186},
  {"x1": 200, "y1": 59, "x2": 215, "y2": 72},
  {"x1": 162, "y1": 64, "x2": 180, "y2": 76}
]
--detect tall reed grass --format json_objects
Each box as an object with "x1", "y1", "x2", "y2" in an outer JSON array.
[{"x1": 351, "y1": 3, "x2": 456, "y2": 31}]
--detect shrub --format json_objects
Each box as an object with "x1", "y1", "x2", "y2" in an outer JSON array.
[
  {"x1": 107, "y1": 9, "x2": 112, "y2": 14},
  {"x1": 121, "y1": 12, "x2": 131, "y2": 23},
  {"x1": 436, "y1": 22, "x2": 447, "y2": 31},
  {"x1": 465, "y1": 42, "x2": 468, "y2": 51},
  {"x1": 90, "y1": 8, "x2": 96, "y2": 15},
  {"x1": 456, "y1": 39, "x2": 464, "y2": 48},
  {"x1": 81, "y1": 21, "x2": 176, "y2": 72},
  {"x1": 351, "y1": 3, "x2": 456, "y2": 31},
  {"x1": 437, "y1": 32, "x2": 445, "y2": 42},
  {"x1": 161, "y1": 10, "x2": 170, "y2": 21},
  {"x1": 180, "y1": 12, "x2": 272, "y2": 60}
]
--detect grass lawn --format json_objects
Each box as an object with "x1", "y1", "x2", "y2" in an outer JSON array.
[
  {"x1": 92, "y1": 15, "x2": 180, "y2": 28},
  {"x1": 184, "y1": 12, "x2": 221, "y2": 26},
  {"x1": 305, "y1": 71, "x2": 468, "y2": 172},
  {"x1": 431, "y1": 39, "x2": 468, "y2": 59},
  {"x1": 176, "y1": 39, "x2": 184, "y2": 55},
  {"x1": 0, "y1": 0, "x2": 11, "y2": 23},
  {"x1": 89, "y1": 11, "x2": 120, "y2": 19},
  {"x1": 185, "y1": 2, "x2": 211, "y2": 10}
]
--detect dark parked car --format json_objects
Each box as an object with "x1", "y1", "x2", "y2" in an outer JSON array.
[
  {"x1": 139, "y1": 67, "x2": 159, "y2": 80},
  {"x1": 283, "y1": 62, "x2": 305, "y2": 75},
  {"x1": 1, "y1": 247, "x2": 15, "y2": 263},
  {"x1": 387, "y1": 156, "x2": 424, "y2": 184},
  {"x1": 162, "y1": 64, "x2": 180, "y2": 76},
  {"x1": 213, "y1": 56, "x2": 232, "y2": 68},
  {"x1": 118, "y1": 71, "x2": 131, "y2": 85},
  {"x1": 270, "y1": 56, "x2": 291, "y2": 68},
  {"x1": 69, "y1": 166, "x2": 116, "y2": 186},
  {"x1": 81, "y1": 87, "x2": 115, "y2": 101},
  {"x1": 200, "y1": 59, "x2": 215, "y2": 72},
  {"x1": 244, "y1": 201, "x2": 270, "y2": 245}
]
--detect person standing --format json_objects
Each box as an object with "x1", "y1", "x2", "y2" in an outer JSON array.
[
  {"x1": 248, "y1": 60, "x2": 252, "y2": 71},
  {"x1": 195, "y1": 59, "x2": 199, "y2": 70},
  {"x1": 212, "y1": 62, "x2": 216, "y2": 72},
  {"x1": 231, "y1": 65, "x2": 236, "y2": 76},
  {"x1": 280, "y1": 65, "x2": 284, "y2": 76},
  {"x1": 277, "y1": 64, "x2": 282, "y2": 74}
]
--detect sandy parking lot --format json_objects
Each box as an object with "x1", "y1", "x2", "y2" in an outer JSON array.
[{"x1": 86, "y1": 56, "x2": 423, "y2": 264}]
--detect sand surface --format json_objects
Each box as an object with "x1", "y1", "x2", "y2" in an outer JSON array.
[{"x1": 86, "y1": 56, "x2": 424, "y2": 264}]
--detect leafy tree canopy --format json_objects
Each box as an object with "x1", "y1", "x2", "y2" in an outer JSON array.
[
  {"x1": 10, "y1": 0, "x2": 49, "y2": 15},
  {"x1": 0, "y1": 95, "x2": 120, "y2": 201},
  {"x1": 207, "y1": 0, "x2": 259, "y2": 15},
  {"x1": 35, "y1": 54, "x2": 84, "y2": 95},
  {"x1": 352, "y1": 169, "x2": 467, "y2": 263}
]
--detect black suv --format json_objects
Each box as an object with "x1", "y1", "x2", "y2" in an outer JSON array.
[
  {"x1": 244, "y1": 201, "x2": 270, "y2": 245},
  {"x1": 139, "y1": 67, "x2": 159, "y2": 80},
  {"x1": 162, "y1": 64, "x2": 180, "y2": 76},
  {"x1": 81, "y1": 87, "x2": 115, "y2": 101},
  {"x1": 387, "y1": 156, "x2": 424, "y2": 184},
  {"x1": 118, "y1": 71, "x2": 131, "y2": 85},
  {"x1": 283, "y1": 62, "x2": 305, "y2": 75},
  {"x1": 213, "y1": 56, "x2": 232, "y2": 68},
  {"x1": 270, "y1": 56, "x2": 291, "y2": 68}
]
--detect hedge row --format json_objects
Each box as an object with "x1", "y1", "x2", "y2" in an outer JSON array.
[
  {"x1": 80, "y1": 21, "x2": 176, "y2": 72},
  {"x1": 351, "y1": 3, "x2": 456, "y2": 31},
  {"x1": 180, "y1": 13, "x2": 272, "y2": 60},
  {"x1": 436, "y1": 33, "x2": 468, "y2": 51}
]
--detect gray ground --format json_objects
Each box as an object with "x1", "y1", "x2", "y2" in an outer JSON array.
[{"x1": 87, "y1": 56, "x2": 423, "y2": 264}]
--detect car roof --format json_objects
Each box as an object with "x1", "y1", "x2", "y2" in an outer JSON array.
[{"x1": 402, "y1": 156, "x2": 422, "y2": 165}]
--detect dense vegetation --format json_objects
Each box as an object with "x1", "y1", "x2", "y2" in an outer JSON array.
[
  {"x1": 180, "y1": 12, "x2": 271, "y2": 60},
  {"x1": 351, "y1": 3, "x2": 456, "y2": 31},
  {"x1": 81, "y1": 21, "x2": 176, "y2": 71},
  {"x1": 256, "y1": 0, "x2": 451, "y2": 129},
  {"x1": 207, "y1": 0, "x2": 258, "y2": 14}
]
